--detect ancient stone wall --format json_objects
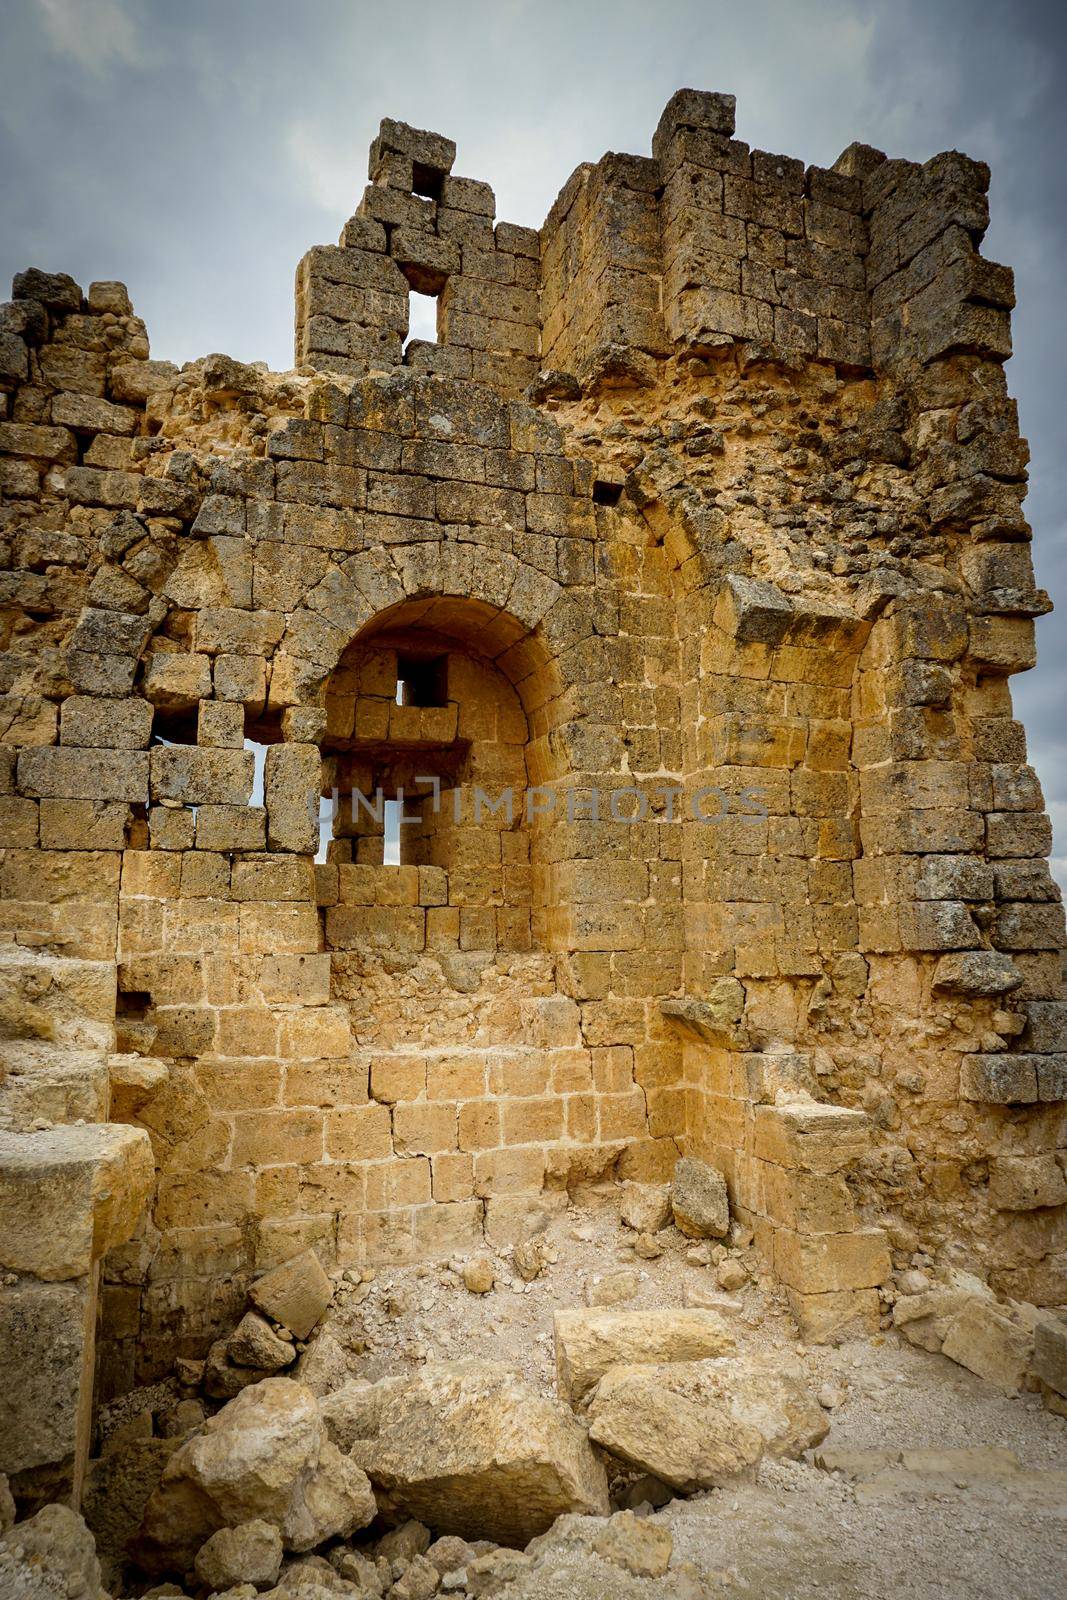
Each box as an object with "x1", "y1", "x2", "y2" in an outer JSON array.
[{"x1": 1, "y1": 89, "x2": 1064, "y2": 1492}]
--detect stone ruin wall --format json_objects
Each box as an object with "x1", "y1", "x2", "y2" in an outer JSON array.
[{"x1": 1, "y1": 89, "x2": 1064, "y2": 1501}]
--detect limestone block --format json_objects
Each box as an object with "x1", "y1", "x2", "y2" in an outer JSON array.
[
  {"x1": 194, "y1": 1519, "x2": 283, "y2": 1592},
  {"x1": 554, "y1": 1307, "x2": 735, "y2": 1404},
  {"x1": 931, "y1": 950, "x2": 1023, "y2": 996},
  {"x1": 941, "y1": 1300, "x2": 1033, "y2": 1393},
  {"x1": 988, "y1": 1155, "x2": 1067, "y2": 1212},
  {"x1": 772, "y1": 1226, "x2": 890, "y2": 1295},
  {"x1": 348, "y1": 1361, "x2": 609, "y2": 1546},
  {"x1": 761, "y1": 1166, "x2": 856, "y2": 1234},
  {"x1": 968, "y1": 615, "x2": 1036, "y2": 672},
  {"x1": 1033, "y1": 1316, "x2": 1067, "y2": 1399},
  {"x1": 959, "y1": 1053, "x2": 1039, "y2": 1104},
  {"x1": 0, "y1": 1123, "x2": 154, "y2": 1281},
  {"x1": 142, "y1": 651, "x2": 212, "y2": 710},
  {"x1": 16, "y1": 746, "x2": 149, "y2": 802},
  {"x1": 59, "y1": 695, "x2": 153, "y2": 749},
  {"x1": 713, "y1": 573, "x2": 794, "y2": 644},
  {"x1": 228, "y1": 1311, "x2": 298, "y2": 1373},
  {"x1": 81, "y1": 1437, "x2": 179, "y2": 1593},
  {"x1": 751, "y1": 1102, "x2": 870, "y2": 1174},
  {"x1": 653, "y1": 89, "x2": 737, "y2": 164},
  {"x1": 265, "y1": 743, "x2": 321, "y2": 854},
  {"x1": 108, "y1": 1054, "x2": 168, "y2": 1121},
  {"x1": 0, "y1": 1503, "x2": 102, "y2": 1599},
  {"x1": 135, "y1": 1378, "x2": 375, "y2": 1573},
  {"x1": 150, "y1": 745, "x2": 254, "y2": 806},
  {"x1": 787, "y1": 1288, "x2": 881, "y2": 1343},
  {"x1": 670, "y1": 1155, "x2": 730, "y2": 1238},
  {"x1": 618, "y1": 1182, "x2": 671, "y2": 1233},
  {"x1": 248, "y1": 1248, "x2": 332, "y2": 1339},
  {"x1": 586, "y1": 1354, "x2": 827, "y2": 1491},
  {"x1": 372, "y1": 116, "x2": 457, "y2": 175},
  {"x1": 196, "y1": 803, "x2": 266, "y2": 851},
  {"x1": 39, "y1": 798, "x2": 129, "y2": 849},
  {"x1": 0, "y1": 1278, "x2": 92, "y2": 1478},
  {"x1": 198, "y1": 699, "x2": 245, "y2": 748},
  {"x1": 1021, "y1": 1000, "x2": 1067, "y2": 1053}
]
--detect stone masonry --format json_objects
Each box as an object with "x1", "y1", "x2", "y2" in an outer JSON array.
[{"x1": 0, "y1": 90, "x2": 1064, "y2": 1499}]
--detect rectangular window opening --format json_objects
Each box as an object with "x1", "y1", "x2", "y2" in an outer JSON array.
[
  {"x1": 411, "y1": 162, "x2": 445, "y2": 201},
  {"x1": 383, "y1": 797, "x2": 402, "y2": 865},
  {"x1": 396, "y1": 652, "x2": 448, "y2": 707},
  {"x1": 592, "y1": 479, "x2": 624, "y2": 506},
  {"x1": 404, "y1": 287, "x2": 440, "y2": 352}
]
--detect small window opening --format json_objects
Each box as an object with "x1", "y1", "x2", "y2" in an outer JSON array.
[
  {"x1": 245, "y1": 736, "x2": 268, "y2": 806},
  {"x1": 404, "y1": 286, "x2": 440, "y2": 353},
  {"x1": 149, "y1": 707, "x2": 198, "y2": 745},
  {"x1": 383, "y1": 797, "x2": 402, "y2": 865},
  {"x1": 592, "y1": 479, "x2": 624, "y2": 507},
  {"x1": 396, "y1": 652, "x2": 448, "y2": 708},
  {"x1": 411, "y1": 162, "x2": 445, "y2": 201}
]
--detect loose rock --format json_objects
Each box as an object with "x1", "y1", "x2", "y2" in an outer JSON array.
[
  {"x1": 670, "y1": 1157, "x2": 730, "y2": 1239},
  {"x1": 348, "y1": 1361, "x2": 610, "y2": 1545}
]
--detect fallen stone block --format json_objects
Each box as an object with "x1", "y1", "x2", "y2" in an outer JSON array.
[
  {"x1": 248, "y1": 1249, "x2": 333, "y2": 1340},
  {"x1": 228, "y1": 1311, "x2": 298, "y2": 1374},
  {"x1": 135, "y1": 1377, "x2": 375, "y2": 1574},
  {"x1": 585, "y1": 1355, "x2": 828, "y2": 1492},
  {"x1": 554, "y1": 1307, "x2": 735, "y2": 1404},
  {"x1": 194, "y1": 1519, "x2": 284, "y2": 1592},
  {"x1": 940, "y1": 1299, "x2": 1033, "y2": 1392},
  {"x1": 0, "y1": 1503, "x2": 102, "y2": 1600},
  {"x1": 892, "y1": 1267, "x2": 993, "y2": 1353},
  {"x1": 348, "y1": 1361, "x2": 609, "y2": 1546},
  {"x1": 592, "y1": 1509, "x2": 673, "y2": 1578},
  {"x1": 670, "y1": 1156, "x2": 729, "y2": 1238},
  {"x1": 618, "y1": 1181, "x2": 671, "y2": 1234},
  {"x1": 1031, "y1": 1313, "x2": 1067, "y2": 1398}
]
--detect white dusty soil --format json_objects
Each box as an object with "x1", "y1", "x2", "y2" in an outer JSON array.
[{"x1": 321, "y1": 1196, "x2": 1067, "y2": 1600}]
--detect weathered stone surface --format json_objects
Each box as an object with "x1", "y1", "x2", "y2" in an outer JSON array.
[
  {"x1": 1032, "y1": 1315, "x2": 1067, "y2": 1398},
  {"x1": 592, "y1": 1509, "x2": 673, "y2": 1577},
  {"x1": 228, "y1": 1312, "x2": 298, "y2": 1374},
  {"x1": 320, "y1": 1377, "x2": 404, "y2": 1452},
  {"x1": 82, "y1": 1437, "x2": 179, "y2": 1593},
  {"x1": 670, "y1": 1156, "x2": 730, "y2": 1238},
  {"x1": 0, "y1": 1279, "x2": 93, "y2": 1479},
  {"x1": 248, "y1": 1250, "x2": 333, "y2": 1340},
  {"x1": 194, "y1": 1519, "x2": 284, "y2": 1591},
  {"x1": 135, "y1": 1378, "x2": 376, "y2": 1573},
  {"x1": 293, "y1": 1330, "x2": 352, "y2": 1397},
  {"x1": 940, "y1": 1299, "x2": 1034, "y2": 1392},
  {"x1": 585, "y1": 1355, "x2": 828, "y2": 1491},
  {"x1": 932, "y1": 950, "x2": 1023, "y2": 995},
  {"x1": 0, "y1": 1123, "x2": 154, "y2": 1281},
  {"x1": 619, "y1": 1182, "x2": 672, "y2": 1233},
  {"x1": 554, "y1": 1307, "x2": 735, "y2": 1403},
  {"x1": 0, "y1": 1504, "x2": 101, "y2": 1600},
  {"x1": 348, "y1": 1362, "x2": 609, "y2": 1545}
]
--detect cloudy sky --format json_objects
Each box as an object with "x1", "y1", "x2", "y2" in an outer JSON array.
[{"x1": 2, "y1": 0, "x2": 1065, "y2": 879}]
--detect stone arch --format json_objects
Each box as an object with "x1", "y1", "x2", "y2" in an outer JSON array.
[{"x1": 315, "y1": 580, "x2": 592, "y2": 962}]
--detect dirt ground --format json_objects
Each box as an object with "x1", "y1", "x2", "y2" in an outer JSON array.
[{"x1": 320, "y1": 1194, "x2": 1067, "y2": 1600}]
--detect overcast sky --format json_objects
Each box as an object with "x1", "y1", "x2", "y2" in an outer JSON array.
[{"x1": 1, "y1": 0, "x2": 1064, "y2": 881}]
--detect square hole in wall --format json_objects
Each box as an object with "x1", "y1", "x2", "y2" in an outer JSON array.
[
  {"x1": 405, "y1": 288, "x2": 440, "y2": 350},
  {"x1": 411, "y1": 162, "x2": 445, "y2": 201},
  {"x1": 592, "y1": 479, "x2": 624, "y2": 506},
  {"x1": 396, "y1": 652, "x2": 448, "y2": 708}
]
